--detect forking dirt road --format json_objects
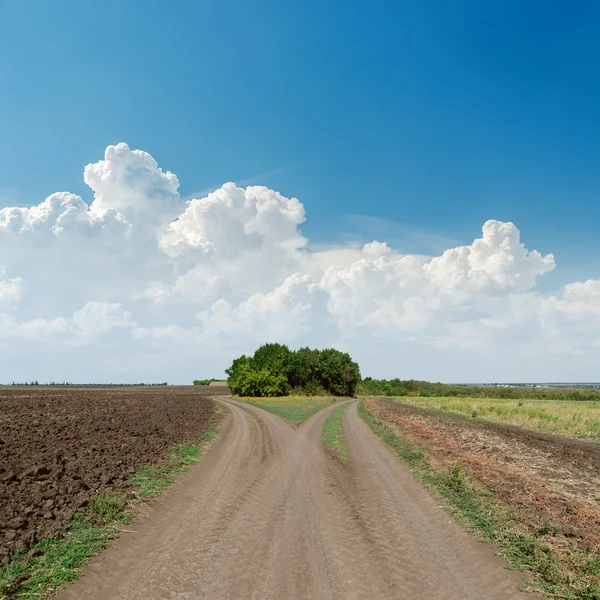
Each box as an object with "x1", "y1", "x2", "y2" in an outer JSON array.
[{"x1": 59, "y1": 398, "x2": 535, "y2": 600}]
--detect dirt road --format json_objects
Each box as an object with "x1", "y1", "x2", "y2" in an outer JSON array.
[{"x1": 59, "y1": 399, "x2": 533, "y2": 600}]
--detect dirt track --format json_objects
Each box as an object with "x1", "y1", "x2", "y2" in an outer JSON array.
[{"x1": 58, "y1": 399, "x2": 533, "y2": 600}]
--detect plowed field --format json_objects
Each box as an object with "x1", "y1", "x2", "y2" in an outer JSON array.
[{"x1": 0, "y1": 387, "x2": 216, "y2": 564}]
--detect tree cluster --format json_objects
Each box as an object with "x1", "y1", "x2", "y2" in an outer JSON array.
[{"x1": 226, "y1": 343, "x2": 361, "y2": 397}]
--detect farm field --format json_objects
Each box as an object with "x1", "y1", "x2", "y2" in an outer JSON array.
[
  {"x1": 51, "y1": 396, "x2": 531, "y2": 600},
  {"x1": 6, "y1": 389, "x2": 595, "y2": 599},
  {"x1": 394, "y1": 395, "x2": 600, "y2": 441},
  {"x1": 362, "y1": 397, "x2": 600, "y2": 598},
  {"x1": 0, "y1": 386, "x2": 218, "y2": 583}
]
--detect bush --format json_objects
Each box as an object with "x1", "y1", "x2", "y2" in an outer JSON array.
[
  {"x1": 229, "y1": 359, "x2": 290, "y2": 397},
  {"x1": 226, "y1": 344, "x2": 361, "y2": 397}
]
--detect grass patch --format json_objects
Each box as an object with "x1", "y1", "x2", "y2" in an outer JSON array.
[
  {"x1": 0, "y1": 505, "x2": 131, "y2": 600},
  {"x1": 358, "y1": 401, "x2": 600, "y2": 600},
  {"x1": 388, "y1": 396, "x2": 600, "y2": 442},
  {"x1": 0, "y1": 407, "x2": 223, "y2": 600},
  {"x1": 321, "y1": 404, "x2": 349, "y2": 463},
  {"x1": 236, "y1": 395, "x2": 337, "y2": 424}
]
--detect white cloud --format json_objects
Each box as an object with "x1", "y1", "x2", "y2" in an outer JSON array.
[
  {"x1": 0, "y1": 142, "x2": 598, "y2": 382},
  {"x1": 0, "y1": 274, "x2": 22, "y2": 307},
  {"x1": 0, "y1": 301, "x2": 133, "y2": 345}
]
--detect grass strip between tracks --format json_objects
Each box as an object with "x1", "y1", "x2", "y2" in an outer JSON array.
[
  {"x1": 321, "y1": 404, "x2": 348, "y2": 464},
  {"x1": 0, "y1": 405, "x2": 224, "y2": 600},
  {"x1": 358, "y1": 401, "x2": 600, "y2": 600},
  {"x1": 235, "y1": 395, "x2": 337, "y2": 424}
]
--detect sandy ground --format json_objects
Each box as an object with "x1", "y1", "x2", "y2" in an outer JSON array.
[{"x1": 58, "y1": 399, "x2": 534, "y2": 600}]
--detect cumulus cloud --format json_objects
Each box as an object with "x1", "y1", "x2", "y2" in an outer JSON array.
[
  {"x1": 0, "y1": 301, "x2": 133, "y2": 345},
  {"x1": 0, "y1": 274, "x2": 22, "y2": 308},
  {"x1": 0, "y1": 142, "x2": 597, "y2": 382}
]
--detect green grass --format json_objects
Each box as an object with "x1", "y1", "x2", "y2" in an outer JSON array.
[
  {"x1": 236, "y1": 395, "x2": 337, "y2": 424},
  {"x1": 0, "y1": 408, "x2": 223, "y2": 600},
  {"x1": 321, "y1": 404, "x2": 349, "y2": 463},
  {"x1": 358, "y1": 400, "x2": 600, "y2": 600},
  {"x1": 389, "y1": 396, "x2": 600, "y2": 441}
]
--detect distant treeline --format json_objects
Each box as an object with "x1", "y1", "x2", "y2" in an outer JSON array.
[
  {"x1": 193, "y1": 379, "x2": 218, "y2": 386},
  {"x1": 5, "y1": 382, "x2": 169, "y2": 387},
  {"x1": 357, "y1": 378, "x2": 600, "y2": 401}
]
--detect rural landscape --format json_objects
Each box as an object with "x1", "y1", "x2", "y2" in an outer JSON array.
[
  {"x1": 1, "y1": 344, "x2": 599, "y2": 599},
  {"x1": 3, "y1": 2, "x2": 600, "y2": 599}
]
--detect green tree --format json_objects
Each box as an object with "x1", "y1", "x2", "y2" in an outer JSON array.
[
  {"x1": 287, "y1": 347, "x2": 322, "y2": 389},
  {"x1": 251, "y1": 343, "x2": 291, "y2": 372},
  {"x1": 317, "y1": 348, "x2": 361, "y2": 396}
]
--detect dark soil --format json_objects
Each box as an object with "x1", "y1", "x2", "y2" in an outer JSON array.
[{"x1": 0, "y1": 386, "x2": 218, "y2": 563}]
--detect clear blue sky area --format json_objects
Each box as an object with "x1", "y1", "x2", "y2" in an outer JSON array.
[{"x1": 1, "y1": 0, "x2": 599, "y2": 288}]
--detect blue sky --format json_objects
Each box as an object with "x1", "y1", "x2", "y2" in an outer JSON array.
[{"x1": 1, "y1": 0, "x2": 600, "y2": 382}]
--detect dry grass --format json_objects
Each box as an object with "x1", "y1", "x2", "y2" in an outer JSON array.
[{"x1": 391, "y1": 396, "x2": 600, "y2": 441}]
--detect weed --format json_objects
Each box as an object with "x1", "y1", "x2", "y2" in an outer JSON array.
[
  {"x1": 87, "y1": 493, "x2": 129, "y2": 524},
  {"x1": 538, "y1": 519, "x2": 553, "y2": 537},
  {"x1": 446, "y1": 464, "x2": 467, "y2": 493}
]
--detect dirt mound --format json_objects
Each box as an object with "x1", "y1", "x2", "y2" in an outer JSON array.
[{"x1": 0, "y1": 386, "x2": 215, "y2": 563}]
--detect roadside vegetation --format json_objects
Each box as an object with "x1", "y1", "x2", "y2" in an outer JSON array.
[
  {"x1": 0, "y1": 408, "x2": 223, "y2": 600},
  {"x1": 236, "y1": 395, "x2": 336, "y2": 424},
  {"x1": 359, "y1": 400, "x2": 600, "y2": 600},
  {"x1": 396, "y1": 396, "x2": 600, "y2": 442},
  {"x1": 358, "y1": 377, "x2": 600, "y2": 402},
  {"x1": 321, "y1": 404, "x2": 349, "y2": 463},
  {"x1": 227, "y1": 343, "x2": 360, "y2": 398}
]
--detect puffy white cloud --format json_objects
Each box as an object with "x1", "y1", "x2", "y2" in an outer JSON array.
[
  {"x1": 160, "y1": 182, "x2": 306, "y2": 257},
  {"x1": 196, "y1": 274, "x2": 314, "y2": 340},
  {"x1": 85, "y1": 143, "x2": 182, "y2": 230},
  {"x1": 424, "y1": 220, "x2": 555, "y2": 294},
  {"x1": 1, "y1": 142, "x2": 598, "y2": 382},
  {"x1": 317, "y1": 221, "x2": 556, "y2": 336},
  {"x1": 0, "y1": 301, "x2": 133, "y2": 345},
  {"x1": 0, "y1": 275, "x2": 22, "y2": 307},
  {"x1": 71, "y1": 301, "x2": 134, "y2": 338}
]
